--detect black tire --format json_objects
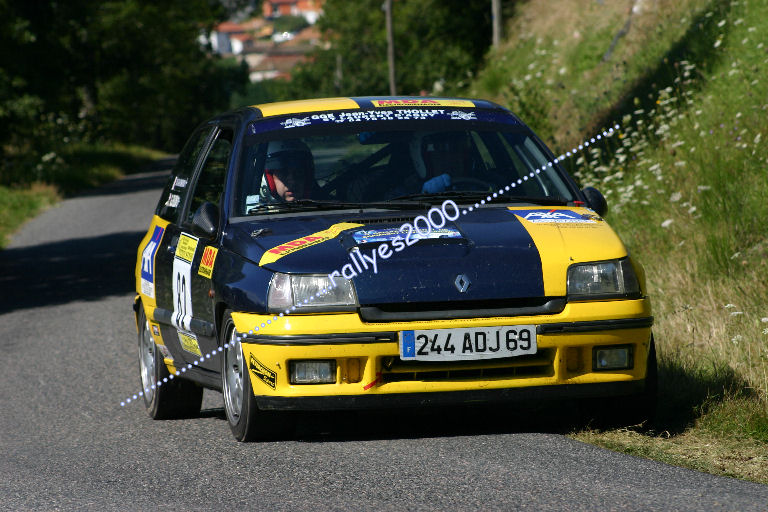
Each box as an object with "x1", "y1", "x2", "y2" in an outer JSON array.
[
  {"x1": 220, "y1": 311, "x2": 283, "y2": 442},
  {"x1": 137, "y1": 306, "x2": 203, "y2": 419},
  {"x1": 580, "y1": 335, "x2": 658, "y2": 428}
]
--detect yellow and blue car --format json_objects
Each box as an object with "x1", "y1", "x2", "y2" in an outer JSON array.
[{"x1": 134, "y1": 97, "x2": 655, "y2": 441}]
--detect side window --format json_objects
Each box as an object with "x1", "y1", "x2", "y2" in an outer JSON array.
[
  {"x1": 156, "y1": 126, "x2": 215, "y2": 223},
  {"x1": 186, "y1": 128, "x2": 233, "y2": 223}
]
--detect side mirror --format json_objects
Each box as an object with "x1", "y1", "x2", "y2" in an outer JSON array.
[
  {"x1": 191, "y1": 202, "x2": 219, "y2": 239},
  {"x1": 581, "y1": 187, "x2": 607, "y2": 217}
]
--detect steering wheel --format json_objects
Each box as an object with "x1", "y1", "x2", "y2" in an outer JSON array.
[{"x1": 450, "y1": 177, "x2": 492, "y2": 192}]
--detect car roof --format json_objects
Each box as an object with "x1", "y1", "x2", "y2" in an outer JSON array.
[{"x1": 244, "y1": 96, "x2": 509, "y2": 119}]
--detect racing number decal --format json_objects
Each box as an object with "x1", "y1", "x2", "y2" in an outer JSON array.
[{"x1": 172, "y1": 233, "x2": 198, "y2": 331}]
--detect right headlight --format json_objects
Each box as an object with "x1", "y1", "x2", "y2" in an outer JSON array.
[
  {"x1": 267, "y1": 273, "x2": 357, "y2": 312},
  {"x1": 567, "y1": 258, "x2": 640, "y2": 300}
]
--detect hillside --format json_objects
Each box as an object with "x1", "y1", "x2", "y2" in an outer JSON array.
[{"x1": 468, "y1": 0, "x2": 768, "y2": 481}]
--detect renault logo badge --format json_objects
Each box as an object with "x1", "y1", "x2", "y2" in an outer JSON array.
[{"x1": 454, "y1": 274, "x2": 471, "y2": 293}]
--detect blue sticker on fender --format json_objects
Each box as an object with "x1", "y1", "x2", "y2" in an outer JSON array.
[{"x1": 140, "y1": 225, "x2": 165, "y2": 298}]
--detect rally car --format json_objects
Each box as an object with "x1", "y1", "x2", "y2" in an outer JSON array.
[{"x1": 133, "y1": 97, "x2": 655, "y2": 441}]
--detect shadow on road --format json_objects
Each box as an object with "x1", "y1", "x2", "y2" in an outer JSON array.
[
  {"x1": 0, "y1": 231, "x2": 147, "y2": 314},
  {"x1": 191, "y1": 400, "x2": 594, "y2": 443},
  {"x1": 0, "y1": 165, "x2": 173, "y2": 315}
]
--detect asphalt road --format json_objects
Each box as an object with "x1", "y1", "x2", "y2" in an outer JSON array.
[{"x1": 2, "y1": 169, "x2": 768, "y2": 511}]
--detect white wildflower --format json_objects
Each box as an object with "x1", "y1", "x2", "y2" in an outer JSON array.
[
  {"x1": 688, "y1": 206, "x2": 697, "y2": 214},
  {"x1": 730, "y1": 252, "x2": 741, "y2": 260},
  {"x1": 717, "y1": 19, "x2": 726, "y2": 27},
  {"x1": 670, "y1": 192, "x2": 682, "y2": 202},
  {"x1": 724, "y1": 304, "x2": 737, "y2": 309},
  {"x1": 761, "y1": 317, "x2": 768, "y2": 323},
  {"x1": 730, "y1": 311, "x2": 744, "y2": 317},
  {"x1": 754, "y1": 133, "x2": 762, "y2": 144},
  {"x1": 731, "y1": 335, "x2": 742, "y2": 345},
  {"x1": 714, "y1": 39, "x2": 722, "y2": 48},
  {"x1": 661, "y1": 219, "x2": 673, "y2": 228}
]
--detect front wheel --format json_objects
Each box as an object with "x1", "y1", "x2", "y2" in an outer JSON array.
[
  {"x1": 221, "y1": 311, "x2": 283, "y2": 441},
  {"x1": 138, "y1": 306, "x2": 202, "y2": 419}
]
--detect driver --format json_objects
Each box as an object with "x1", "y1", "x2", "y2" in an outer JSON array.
[
  {"x1": 258, "y1": 139, "x2": 315, "y2": 203},
  {"x1": 410, "y1": 131, "x2": 473, "y2": 194}
]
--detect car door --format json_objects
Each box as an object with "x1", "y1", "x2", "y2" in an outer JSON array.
[
  {"x1": 153, "y1": 124, "x2": 217, "y2": 371},
  {"x1": 171, "y1": 127, "x2": 233, "y2": 371}
]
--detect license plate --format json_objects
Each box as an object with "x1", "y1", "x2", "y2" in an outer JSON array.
[{"x1": 399, "y1": 325, "x2": 537, "y2": 361}]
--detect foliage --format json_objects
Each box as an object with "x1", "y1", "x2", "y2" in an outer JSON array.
[
  {"x1": 472, "y1": 0, "x2": 768, "y2": 480},
  {"x1": 288, "y1": 0, "x2": 510, "y2": 98},
  {"x1": 0, "y1": 0, "x2": 252, "y2": 187}
]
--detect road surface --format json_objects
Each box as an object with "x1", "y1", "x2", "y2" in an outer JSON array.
[{"x1": 2, "y1": 168, "x2": 767, "y2": 510}]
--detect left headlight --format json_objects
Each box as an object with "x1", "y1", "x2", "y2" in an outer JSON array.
[
  {"x1": 567, "y1": 258, "x2": 640, "y2": 299},
  {"x1": 267, "y1": 273, "x2": 357, "y2": 312}
]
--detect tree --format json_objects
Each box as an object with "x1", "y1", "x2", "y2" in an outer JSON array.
[
  {"x1": 289, "y1": 0, "x2": 494, "y2": 98},
  {"x1": 0, "y1": 0, "x2": 253, "y2": 183}
]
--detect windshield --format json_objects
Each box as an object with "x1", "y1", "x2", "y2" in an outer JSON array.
[{"x1": 234, "y1": 109, "x2": 575, "y2": 215}]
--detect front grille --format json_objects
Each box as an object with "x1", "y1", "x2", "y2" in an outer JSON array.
[
  {"x1": 380, "y1": 348, "x2": 555, "y2": 384},
  {"x1": 360, "y1": 298, "x2": 566, "y2": 322}
]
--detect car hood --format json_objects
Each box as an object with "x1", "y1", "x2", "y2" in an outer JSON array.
[{"x1": 223, "y1": 207, "x2": 627, "y2": 305}]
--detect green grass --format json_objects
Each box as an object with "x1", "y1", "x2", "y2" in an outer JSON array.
[
  {"x1": 0, "y1": 142, "x2": 169, "y2": 247},
  {"x1": 56, "y1": 142, "x2": 169, "y2": 195},
  {"x1": 468, "y1": 0, "x2": 768, "y2": 482},
  {"x1": 0, "y1": 183, "x2": 60, "y2": 248}
]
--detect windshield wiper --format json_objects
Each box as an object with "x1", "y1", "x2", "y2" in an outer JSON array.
[
  {"x1": 501, "y1": 195, "x2": 570, "y2": 206},
  {"x1": 389, "y1": 191, "x2": 569, "y2": 206},
  {"x1": 247, "y1": 198, "x2": 430, "y2": 215},
  {"x1": 389, "y1": 191, "x2": 490, "y2": 202}
]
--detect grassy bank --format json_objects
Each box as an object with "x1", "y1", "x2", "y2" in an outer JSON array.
[
  {"x1": 470, "y1": 0, "x2": 768, "y2": 482},
  {"x1": 0, "y1": 142, "x2": 168, "y2": 247}
]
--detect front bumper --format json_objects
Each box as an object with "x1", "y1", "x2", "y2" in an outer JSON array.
[{"x1": 233, "y1": 299, "x2": 653, "y2": 410}]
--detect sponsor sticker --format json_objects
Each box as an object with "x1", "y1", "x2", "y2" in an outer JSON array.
[
  {"x1": 512, "y1": 209, "x2": 598, "y2": 224},
  {"x1": 157, "y1": 344, "x2": 172, "y2": 361},
  {"x1": 172, "y1": 177, "x2": 188, "y2": 190},
  {"x1": 371, "y1": 99, "x2": 474, "y2": 107},
  {"x1": 281, "y1": 117, "x2": 311, "y2": 128},
  {"x1": 139, "y1": 225, "x2": 165, "y2": 299},
  {"x1": 151, "y1": 324, "x2": 160, "y2": 336},
  {"x1": 177, "y1": 330, "x2": 202, "y2": 356},
  {"x1": 165, "y1": 194, "x2": 181, "y2": 208},
  {"x1": 175, "y1": 234, "x2": 199, "y2": 263},
  {"x1": 449, "y1": 110, "x2": 477, "y2": 120},
  {"x1": 352, "y1": 226, "x2": 462, "y2": 244},
  {"x1": 259, "y1": 222, "x2": 363, "y2": 266},
  {"x1": 198, "y1": 246, "x2": 218, "y2": 279},
  {"x1": 249, "y1": 355, "x2": 277, "y2": 389}
]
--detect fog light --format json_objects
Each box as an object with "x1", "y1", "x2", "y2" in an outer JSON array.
[
  {"x1": 290, "y1": 360, "x2": 336, "y2": 384},
  {"x1": 593, "y1": 346, "x2": 633, "y2": 371}
]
